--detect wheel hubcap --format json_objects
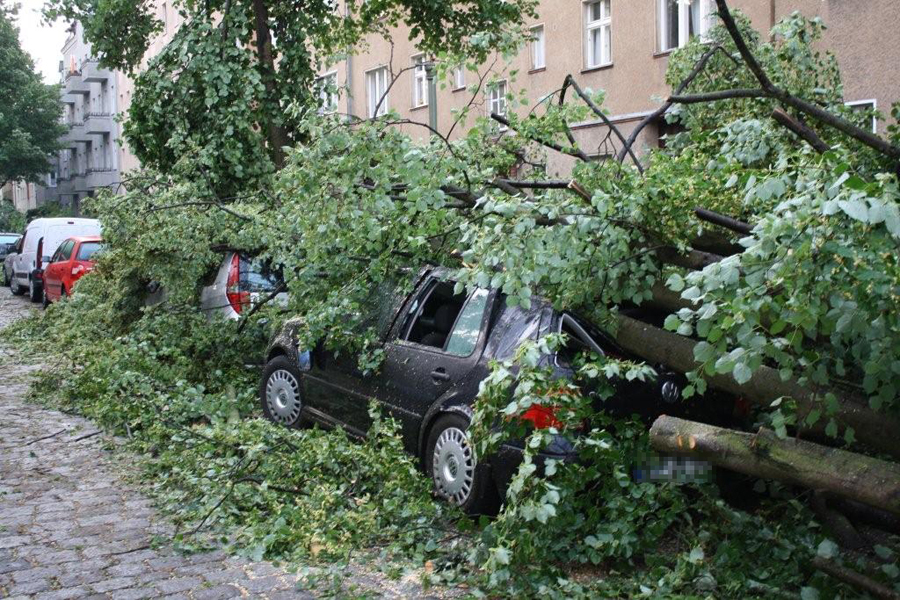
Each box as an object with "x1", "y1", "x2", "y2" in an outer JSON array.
[
  {"x1": 432, "y1": 427, "x2": 475, "y2": 505},
  {"x1": 265, "y1": 369, "x2": 302, "y2": 424}
]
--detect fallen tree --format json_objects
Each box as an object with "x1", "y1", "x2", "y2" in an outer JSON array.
[
  {"x1": 649, "y1": 415, "x2": 900, "y2": 516},
  {"x1": 617, "y1": 315, "x2": 900, "y2": 459}
]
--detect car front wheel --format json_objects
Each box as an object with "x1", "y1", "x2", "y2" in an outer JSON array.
[
  {"x1": 425, "y1": 414, "x2": 500, "y2": 516},
  {"x1": 28, "y1": 278, "x2": 41, "y2": 303},
  {"x1": 259, "y1": 356, "x2": 306, "y2": 428}
]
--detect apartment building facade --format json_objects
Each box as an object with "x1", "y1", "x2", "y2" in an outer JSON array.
[
  {"x1": 322, "y1": 0, "x2": 899, "y2": 174},
  {"x1": 49, "y1": 21, "x2": 127, "y2": 211}
]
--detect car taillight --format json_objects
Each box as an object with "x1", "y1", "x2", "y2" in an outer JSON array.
[
  {"x1": 225, "y1": 253, "x2": 250, "y2": 314},
  {"x1": 521, "y1": 404, "x2": 564, "y2": 430}
]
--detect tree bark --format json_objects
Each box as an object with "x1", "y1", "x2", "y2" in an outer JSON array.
[
  {"x1": 615, "y1": 315, "x2": 900, "y2": 459},
  {"x1": 649, "y1": 416, "x2": 900, "y2": 516},
  {"x1": 251, "y1": 0, "x2": 288, "y2": 169},
  {"x1": 811, "y1": 557, "x2": 900, "y2": 600}
]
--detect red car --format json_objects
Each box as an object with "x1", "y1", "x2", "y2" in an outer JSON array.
[{"x1": 42, "y1": 236, "x2": 103, "y2": 306}]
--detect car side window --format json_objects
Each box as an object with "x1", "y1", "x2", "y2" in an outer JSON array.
[
  {"x1": 401, "y1": 279, "x2": 467, "y2": 351},
  {"x1": 444, "y1": 289, "x2": 490, "y2": 356},
  {"x1": 59, "y1": 241, "x2": 75, "y2": 261}
]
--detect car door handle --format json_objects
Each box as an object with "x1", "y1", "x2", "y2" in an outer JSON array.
[{"x1": 430, "y1": 368, "x2": 450, "y2": 382}]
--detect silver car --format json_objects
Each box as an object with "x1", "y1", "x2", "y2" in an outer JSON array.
[
  {"x1": 146, "y1": 251, "x2": 286, "y2": 319},
  {"x1": 2, "y1": 234, "x2": 21, "y2": 287}
]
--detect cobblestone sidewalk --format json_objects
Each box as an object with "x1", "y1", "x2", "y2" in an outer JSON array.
[{"x1": 0, "y1": 288, "x2": 437, "y2": 599}]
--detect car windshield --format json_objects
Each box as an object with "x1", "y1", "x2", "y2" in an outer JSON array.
[
  {"x1": 556, "y1": 314, "x2": 605, "y2": 367},
  {"x1": 76, "y1": 242, "x2": 104, "y2": 261},
  {"x1": 0, "y1": 235, "x2": 19, "y2": 244}
]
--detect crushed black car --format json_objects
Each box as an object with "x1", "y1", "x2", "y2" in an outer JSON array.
[{"x1": 260, "y1": 267, "x2": 733, "y2": 514}]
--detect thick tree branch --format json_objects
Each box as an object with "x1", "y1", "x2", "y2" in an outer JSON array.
[
  {"x1": 771, "y1": 108, "x2": 830, "y2": 154},
  {"x1": 694, "y1": 207, "x2": 752, "y2": 235},
  {"x1": 712, "y1": 0, "x2": 900, "y2": 162},
  {"x1": 669, "y1": 88, "x2": 767, "y2": 104}
]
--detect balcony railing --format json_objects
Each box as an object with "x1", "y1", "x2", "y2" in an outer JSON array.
[
  {"x1": 82, "y1": 59, "x2": 111, "y2": 84},
  {"x1": 84, "y1": 112, "x2": 113, "y2": 135}
]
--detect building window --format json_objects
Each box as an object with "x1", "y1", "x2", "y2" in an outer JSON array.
[
  {"x1": 489, "y1": 80, "x2": 508, "y2": 130},
  {"x1": 412, "y1": 55, "x2": 428, "y2": 108},
  {"x1": 584, "y1": 1, "x2": 611, "y2": 69},
  {"x1": 658, "y1": 0, "x2": 714, "y2": 53},
  {"x1": 315, "y1": 72, "x2": 338, "y2": 114},
  {"x1": 531, "y1": 25, "x2": 545, "y2": 70},
  {"x1": 846, "y1": 99, "x2": 877, "y2": 133},
  {"x1": 453, "y1": 65, "x2": 465, "y2": 90},
  {"x1": 366, "y1": 66, "x2": 388, "y2": 118}
]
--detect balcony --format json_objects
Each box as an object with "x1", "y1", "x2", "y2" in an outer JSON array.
[
  {"x1": 81, "y1": 60, "x2": 111, "y2": 83},
  {"x1": 85, "y1": 169, "x2": 118, "y2": 190},
  {"x1": 72, "y1": 173, "x2": 89, "y2": 193},
  {"x1": 63, "y1": 72, "x2": 90, "y2": 96},
  {"x1": 59, "y1": 122, "x2": 86, "y2": 148},
  {"x1": 56, "y1": 177, "x2": 74, "y2": 196},
  {"x1": 60, "y1": 93, "x2": 77, "y2": 105},
  {"x1": 84, "y1": 112, "x2": 114, "y2": 135}
]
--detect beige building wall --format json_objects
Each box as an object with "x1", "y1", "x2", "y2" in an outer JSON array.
[
  {"x1": 116, "y1": 1, "x2": 186, "y2": 175},
  {"x1": 324, "y1": 0, "x2": 899, "y2": 176}
]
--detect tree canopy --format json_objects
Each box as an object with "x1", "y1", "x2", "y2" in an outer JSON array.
[
  {"x1": 45, "y1": 0, "x2": 537, "y2": 192},
  {"x1": 0, "y1": 3, "x2": 65, "y2": 187}
]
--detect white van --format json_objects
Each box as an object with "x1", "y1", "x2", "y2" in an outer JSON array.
[{"x1": 10, "y1": 218, "x2": 102, "y2": 302}]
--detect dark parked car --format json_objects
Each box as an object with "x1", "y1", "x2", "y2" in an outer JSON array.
[{"x1": 261, "y1": 268, "x2": 726, "y2": 514}]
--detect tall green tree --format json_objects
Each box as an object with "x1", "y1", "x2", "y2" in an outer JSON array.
[
  {"x1": 0, "y1": 3, "x2": 64, "y2": 187},
  {"x1": 45, "y1": 0, "x2": 536, "y2": 193}
]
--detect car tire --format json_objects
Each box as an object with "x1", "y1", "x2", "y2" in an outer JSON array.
[
  {"x1": 41, "y1": 286, "x2": 50, "y2": 308},
  {"x1": 28, "y1": 278, "x2": 41, "y2": 303},
  {"x1": 259, "y1": 355, "x2": 307, "y2": 428},
  {"x1": 10, "y1": 273, "x2": 24, "y2": 296},
  {"x1": 425, "y1": 413, "x2": 500, "y2": 516}
]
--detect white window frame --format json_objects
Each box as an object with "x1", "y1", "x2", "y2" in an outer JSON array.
[
  {"x1": 584, "y1": 1, "x2": 611, "y2": 69},
  {"x1": 452, "y1": 65, "x2": 465, "y2": 91},
  {"x1": 489, "y1": 80, "x2": 508, "y2": 131},
  {"x1": 658, "y1": 0, "x2": 714, "y2": 53},
  {"x1": 412, "y1": 54, "x2": 428, "y2": 108},
  {"x1": 315, "y1": 71, "x2": 339, "y2": 115},
  {"x1": 846, "y1": 99, "x2": 878, "y2": 134},
  {"x1": 366, "y1": 66, "x2": 389, "y2": 118},
  {"x1": 530, "y1": 24, "x2": 546, "y2": 71}
]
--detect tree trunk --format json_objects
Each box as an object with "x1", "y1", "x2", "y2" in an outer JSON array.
[
  {"x1": 649, "y1": 416, "x2": 900, "y2": 516},
  {"x1": 615, "y1": 315, "x2": 900, "y2": 459},
  {"x1": 251, "y1": 0, "x2": 288, "y2": 169}
]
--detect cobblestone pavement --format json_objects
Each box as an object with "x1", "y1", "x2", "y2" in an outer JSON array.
[{"x1": 0, "y1": 288, "x2": 439, "y2": 599}]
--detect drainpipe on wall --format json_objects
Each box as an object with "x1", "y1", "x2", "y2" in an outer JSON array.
[
  {"x1": 344, "y1": 4, "x2": 354, "y2": 119},
  {"x1": 425, "y1": 60, "x2": 437, "y2": 136}
]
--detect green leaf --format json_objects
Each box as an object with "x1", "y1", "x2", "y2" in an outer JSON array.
[
  {"x1": 733, "y1": 362, "x2": 753, "y2": 385},
  {"x1": 666, "y1": 273, "x2": 685, "y2": 292},
  {"x1": 817, "y1": 539, "x2": 839, "y2": 559}
]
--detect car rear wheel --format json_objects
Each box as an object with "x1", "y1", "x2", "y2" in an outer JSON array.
[
  {"x1": 41, "y1": 286, "x2": 50, "y2": 308},
  {"x1": 259, "y1": 356, "x2": 306, "y2": 428},
  {"x1": 425, "y1": 414, "x2": 500, "y2": 516},
  {"x1": 10, "y1": 273, "x2": 24, "y2": 296}
]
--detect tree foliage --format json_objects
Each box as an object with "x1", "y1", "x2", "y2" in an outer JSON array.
[
  {"x1": 0, "y1": 3, "x2": 65, "y2": 187},
  {"x1": 44, "y1": 0, "x2": 537, "y2": 192}
]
